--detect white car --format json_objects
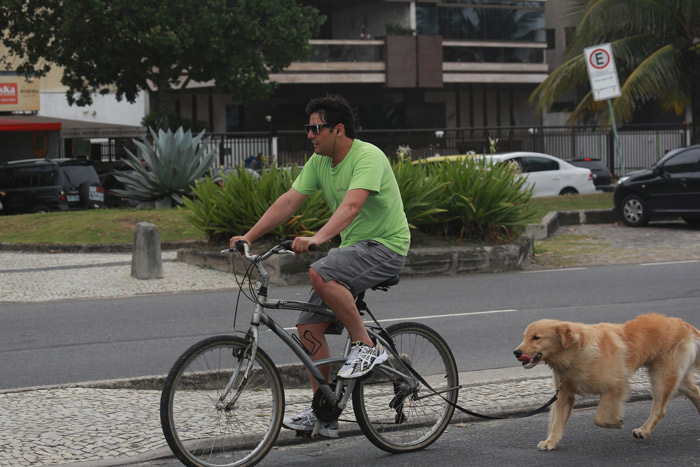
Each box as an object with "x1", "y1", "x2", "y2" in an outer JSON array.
[{"x1": 484, "y1": 152, "x2": 597, "y2": 197}]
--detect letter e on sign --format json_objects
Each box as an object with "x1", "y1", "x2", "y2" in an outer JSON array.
[{"x1": 584, "y1": 43, "x2": 621, "y2": 101}]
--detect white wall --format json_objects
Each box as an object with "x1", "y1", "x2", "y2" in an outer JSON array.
[{"x1": 38, "y1": 91, "x2": 149, "y2": 126}]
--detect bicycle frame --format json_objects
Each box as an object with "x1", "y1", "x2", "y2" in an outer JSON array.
[{"x1": 220, "y1": 243, "x2": 420, "y2": 414}]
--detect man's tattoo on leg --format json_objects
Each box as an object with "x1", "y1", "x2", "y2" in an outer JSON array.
[{"x1": 302, "y1": 330, "x2": 322, "y2": 356}]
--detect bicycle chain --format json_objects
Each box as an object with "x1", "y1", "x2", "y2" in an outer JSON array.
[{"x1": 312, "y1": 382, "x2": 345, "y2": 422}]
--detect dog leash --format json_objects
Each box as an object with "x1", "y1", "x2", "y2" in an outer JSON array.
[
  {"x1": 369, "y1": 314, "x2": 563, "y2": 421},
  {"x1": 451, "y1": 373, "x2": 563, "y2": 420}
]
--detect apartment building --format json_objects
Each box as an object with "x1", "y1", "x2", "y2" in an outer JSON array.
[
  {"x1": 3, "y1": 0, "x2": 571, "y2": 153},
  {"x1": 171, "y1": 0, "x2": 568, "y2": 133}
]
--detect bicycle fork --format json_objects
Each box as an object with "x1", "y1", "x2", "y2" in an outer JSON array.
[{"x1": 216, "y1": 325, "x2": 261, "y2": 411}]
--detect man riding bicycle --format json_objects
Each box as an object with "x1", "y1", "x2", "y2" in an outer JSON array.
[{"x1": 229, "y1": 94, "x2": 410, "y2": 438}]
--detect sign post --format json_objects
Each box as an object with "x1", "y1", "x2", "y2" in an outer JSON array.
[{"x1": 584, "y1": 43, "x2": 625, "y2": 176}]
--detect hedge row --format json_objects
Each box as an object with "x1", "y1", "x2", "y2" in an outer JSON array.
[{"x1": 180, "y1": 159, "x2": 536, "y2": 245}]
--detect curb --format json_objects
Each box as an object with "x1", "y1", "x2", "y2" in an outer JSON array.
[
  {"x1": 0, "y1": 239, "x2": 208, "y2": 253},
  {"x1": 177, "y1": 235, "x2": 535, "y2": 286},
  {"x1": 526, "y1": 208, "x2": 619, "y2": 240},
  {"x1": 0, "y1": 362, "x2": 321, "y2": 395}
]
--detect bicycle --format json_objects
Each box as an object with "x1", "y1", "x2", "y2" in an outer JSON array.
[{"x1": 160, "y1": 240, "x2": 459, "y2": 467}]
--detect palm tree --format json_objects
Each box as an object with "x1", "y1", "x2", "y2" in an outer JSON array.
[{"x1": 531, "y1": 0, "x2": 700, "y2": 142}]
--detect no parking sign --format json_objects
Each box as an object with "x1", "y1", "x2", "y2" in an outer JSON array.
[{"x1": 584, "y1": 43, "x2": 621, "y2": 101}]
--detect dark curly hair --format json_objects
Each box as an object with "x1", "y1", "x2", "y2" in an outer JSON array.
[{"x1": 305, "y1": 95, "x2": 357, "y2": 138}]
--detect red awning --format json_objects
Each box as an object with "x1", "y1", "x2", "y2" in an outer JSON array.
[{"x1": 0, "y1": 117, "x2": 62, "y2": 132}]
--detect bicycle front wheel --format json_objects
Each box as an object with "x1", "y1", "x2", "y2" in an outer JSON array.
[
  {"x1": 160, "y1": 335, "x2": 284, "y2": 467},
  {"x1": 352, "y1": 322, "x2": 459, "y2": 453}
]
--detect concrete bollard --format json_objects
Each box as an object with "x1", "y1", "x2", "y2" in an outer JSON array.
[{"x1": 131, "y1": 222, "x2": 163, "y2": 280}]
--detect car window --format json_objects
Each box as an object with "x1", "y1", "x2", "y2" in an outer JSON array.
[
  {"x1": 61, "y1": 165, "x2": 100, "y2": 187},
  {"x1": 521, "y1": 156, "x2": 558, "y2": 173},
  {"x1": 14, "y1": 167, "x2": 34, "y2": 188},
  {"x1": 662, "y1": 148, "x2": 700, "y2": 174},
  {"x1": 0, "y1": 168, "x2": 15, "y2": 189},
  {"x1": 572, "y1": 160, "x2": 606, "y2": 172},
  {"x1": 33, "y1": 167, "x2": 57, "y2": 187}
]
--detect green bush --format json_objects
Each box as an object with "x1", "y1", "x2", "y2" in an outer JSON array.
[
  {"x1": 430, "y1": 157, "x2": 537, "y2": 242},
  {"x1": 391, "y1": 160, "x2": 447, "y2": 230},
  {"x1": 112, "y1": 127, "x2": 217, "y2": 207},
  {"x1": 181, "y1": 157, "x2": 536, "y2": 245},
  {"x1": 181, "y1": 165, "x2": 330, "y2": 243}
]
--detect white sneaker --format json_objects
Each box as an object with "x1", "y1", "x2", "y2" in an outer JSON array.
[
  {"x1": 282, "y1": 407, "x2": 339, "y2": 438},
  {"x1": 337, "y1": 341, "x2": 388, "y2": 379}
]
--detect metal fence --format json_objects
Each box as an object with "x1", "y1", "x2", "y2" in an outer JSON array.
[
  {"x1": 276, "y1": 124, "x2": 689, "y2": 174},
  {"x1": 204, "y1": 132, "x2": 274, "y2": 168},
  {"x1": 93, "y1": 123, "x2": 690, "y2": 176}
]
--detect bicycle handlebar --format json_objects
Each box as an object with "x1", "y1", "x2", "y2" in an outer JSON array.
[
  {"x1": 279, "y1": 239, "x2": 319, "y2": 252},
  {"x1": 220, "y1": 239, "x2": 318, "y2": 257}
]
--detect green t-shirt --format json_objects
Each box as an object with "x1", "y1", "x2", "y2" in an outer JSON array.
[{"x1": 292, "y1": 139, "x2": 410, "y2": 256}]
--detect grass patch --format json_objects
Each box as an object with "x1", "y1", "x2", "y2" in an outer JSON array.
[
  {"x1": 0, "y1": 208, "x2": 206, "y2": 244},
  {"x1": 528, "y1": 192, "x2": 613, "y2": 220},
  {"x1": 532, "y1": 230, "x2": 612, "y2": 268},
  {"x1": 0, "y1": 193, "x2": 614, "y2": 245}
]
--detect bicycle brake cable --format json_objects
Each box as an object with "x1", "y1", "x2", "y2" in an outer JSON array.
[{"x1": 230, "y1": 251, "x2": 261, "y2": 332}]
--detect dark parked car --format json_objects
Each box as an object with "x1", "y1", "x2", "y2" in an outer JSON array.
[
  {"x1": 614, "y1": 145, "x2": 700, "y2": 227},
  {"x1": 570, "y1": 158, "x2": 615, "y2": 192},
  {"x1": 0, "y1": 158, "x2": 105, "y2": 214},
  {"x1": 99, "y1": 171, "x2": 140, "y2": 208}
]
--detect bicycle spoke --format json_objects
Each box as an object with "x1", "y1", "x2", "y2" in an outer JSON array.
[
  {"x1": 353, "y1": 323, "x2": 458, "y2": 453},
  {"x1": 161, "y1": 336, "x2": 284, "y2": 467}
]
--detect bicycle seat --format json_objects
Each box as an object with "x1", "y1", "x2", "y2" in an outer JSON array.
[{"x1": 370, "y1": 275, "x2": 400, "y2": 290}]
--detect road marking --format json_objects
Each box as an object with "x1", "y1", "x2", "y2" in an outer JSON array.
[
  {"x1": 521, "y1": 267, "x2": 588, "y2": 274},
  {"x1": 281, "y1": 309, "x2": 519, "y2": 331},
  {"x1": 640, "y1": 260, "x2": 699, "y2": 267}
]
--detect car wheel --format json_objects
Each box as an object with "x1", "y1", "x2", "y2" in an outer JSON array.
[
  {"x1": 79, "y1": 182, "x2": 106, "y2": 209},
  {"x1": 31, "y1": 205, "x2": 51, "y2": 214},
  {"x1": 559, "y1": 187, "x2": 578, "y2": 195},
  {"x1": 683, "y1": 217, "x2": 700, "y2": 227},
  {"x1": 620, "y1": 194, "x2": 650, "y2": 227}
]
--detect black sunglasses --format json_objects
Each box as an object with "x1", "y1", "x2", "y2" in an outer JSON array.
[{"x1": 304, "y1": 123, "x2": 334, "y2": 135}]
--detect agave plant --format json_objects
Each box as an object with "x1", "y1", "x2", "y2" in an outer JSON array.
[{"x1": 112, "y1": 127, "x2": 217, "y2": 207}]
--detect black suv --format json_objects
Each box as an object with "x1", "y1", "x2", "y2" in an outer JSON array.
[
  {"x1": 0, "y1": 158, "x2": 105, "y2": 214},
  {"x1": 614, "y1": 145, "x2": 700, "y2": 227}
]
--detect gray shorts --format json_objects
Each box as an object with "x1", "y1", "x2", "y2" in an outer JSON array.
[{"x1": 297, "y1": 240, "x2": 406, "y2": 334}]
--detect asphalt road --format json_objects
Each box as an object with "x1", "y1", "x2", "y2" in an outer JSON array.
[{"x1": 2, "y1": 260, "x2": 699, "y2": 390}]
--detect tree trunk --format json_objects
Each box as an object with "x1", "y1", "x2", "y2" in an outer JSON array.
[{"x1": 155, "y1": 74, "x2": 170, "y2": 132}]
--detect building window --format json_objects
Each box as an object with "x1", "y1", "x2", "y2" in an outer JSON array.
[
  {"x1": 417, "y1": 1, "x2": 546, "y2": 42},
  {"x1": 226, "y1": 105, "x2": 242, "y2": 132}
]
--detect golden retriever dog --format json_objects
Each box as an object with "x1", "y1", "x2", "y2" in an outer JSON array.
[{"x1": 514, "y1": 313, "x2": 700, "y2": 451}]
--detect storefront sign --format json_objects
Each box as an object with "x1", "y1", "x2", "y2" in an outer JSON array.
[{"x1": 0, "y1": 75, "x2": 40, "y2": 111}]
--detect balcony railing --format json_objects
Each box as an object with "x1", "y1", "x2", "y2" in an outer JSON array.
[{"x1": 308, "y1": 39, "x2": 383, "y2": 62}]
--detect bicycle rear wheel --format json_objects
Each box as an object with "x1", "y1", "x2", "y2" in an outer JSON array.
[
  {"x1": 352, "y1": 322, "x2": 459, "y2": 453},
  {"x1": 160, "y1": 335, "x2": 284, "y2": 467}
]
